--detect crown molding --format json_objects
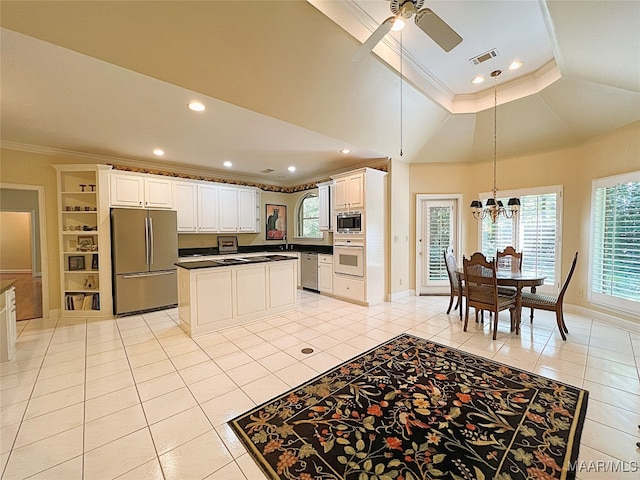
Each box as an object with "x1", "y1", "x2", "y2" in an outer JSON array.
[{"x1": 1, "y1": 141, "x2": 388, "y2": 193}]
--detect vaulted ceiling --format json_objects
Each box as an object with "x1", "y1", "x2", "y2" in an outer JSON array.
[{"x1": 1, "y1": 1, "x2": 639, "y2": 186}]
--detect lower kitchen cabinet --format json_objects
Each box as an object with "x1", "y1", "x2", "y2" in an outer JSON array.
[
  {"x1": 0, "y1": 286, "x2": 16, "y2": 362},
  {"x1": 318, "y1": 254, "x2": 333, "y2": 294},
  {"x1": 333, "y1": 274, "x2": 365, "y2": 303},
  {"x1": 177, "y1": 259, "x2": 298, "y2": 336}
]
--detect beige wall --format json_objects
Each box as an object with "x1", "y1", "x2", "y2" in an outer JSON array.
[
  {"x1": 0, "y1": 212, "x2": 32, "y2": 271},
  {"x1": 407, "y1": 120, "x2": 640, "y2": 323},
  {"x1": 389, "y1": 158, "x2": 410, "y2": 296}
]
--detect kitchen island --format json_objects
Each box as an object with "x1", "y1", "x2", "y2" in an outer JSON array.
[{"x1": 176, "y1": 255, "x2": 298, "y2": 336}]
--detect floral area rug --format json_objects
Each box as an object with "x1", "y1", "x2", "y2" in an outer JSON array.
[{"x1": 229, "y1": 333, "x2": 588, "y2": 480}]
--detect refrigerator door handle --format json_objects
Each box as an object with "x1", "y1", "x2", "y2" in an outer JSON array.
[
  {"x1": 148, "y1": 217, "x2": 154, "y2": 265},
  {"x1": 122, "y1": 271, "x2": 175, "y2": 279},
  {"x1": 144, "y1": 216, "x2": 150, "y2": 265}
]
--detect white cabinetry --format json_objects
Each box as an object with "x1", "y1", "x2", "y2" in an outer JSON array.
[
  {"x1": 174, "y1": 182, "x2": 198, "y2": 232},
  {"x1": 175, "y1": 181, "x2": 260, "y2": 234},
  {"x1": 238, "y1": 188, "x2": 260, "y2": 232},
  {"x1": 331, "y1": 168, "x2": 387, "y2": 306},
  {"x1": 334, "y1": 172, "x2": 364, "y2": 212},
  {"x1": 198, "y1": 184, "x2": 220, "y2": 232},
  {"x1": 144, "y1": 176, "x2": 174, "y2": 208},
  {"x1": 55, "y1": 164, "x2": 113, "y2": 316},
  {"x1": 0, "y1": 286, "x2": 16, "y2": 362},
  {"x1": 318, "y1": 254, "x2": 333, "y2": 294},
  {"x1": 318, "y1": 181, "x2": 333, "y2": 231},
  {"x1": 219, "y1": 186, "x2": 260, "y2": 232},
  {"x1": 109, "y1": 172, "x2": 173, "y2": 209},
  {"x1": 177, "y1": 260, "x2": 298, "y2": 336}
]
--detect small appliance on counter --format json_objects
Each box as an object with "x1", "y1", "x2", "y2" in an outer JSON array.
[{"x1": 217, "y1": 235, "x2": 238, "y2": 254}]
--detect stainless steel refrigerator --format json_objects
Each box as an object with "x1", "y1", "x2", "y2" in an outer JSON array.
[{"x1": 111, "y1": 208, "x2": 178, "y2": 315}]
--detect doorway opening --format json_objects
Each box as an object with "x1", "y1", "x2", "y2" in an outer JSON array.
[{"x1": 0, "y1": 185, "x2": 49, "y2": 320}]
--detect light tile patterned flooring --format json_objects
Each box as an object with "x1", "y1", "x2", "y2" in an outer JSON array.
[{"x1": 1, "y1": 291, "x2": 639, "y2": 479}]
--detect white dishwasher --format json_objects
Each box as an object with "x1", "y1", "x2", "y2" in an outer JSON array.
[{"x1": 300, "y1": 252, "x2": 318, "y2": 291}]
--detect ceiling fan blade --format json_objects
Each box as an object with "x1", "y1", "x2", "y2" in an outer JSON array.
[
  {"x1": 414, "y1": 8, "x2": 462, "y2": 52},
  {"x1": 351, "y1": 16, "x2": 395, "y2": 62}
]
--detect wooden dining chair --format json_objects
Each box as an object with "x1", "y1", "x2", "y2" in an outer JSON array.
[
  {"x1": 444, "y1": 247, "x2": 463, "y2": 318},
  {"x1": 496, "y1": 246, "x2": 522, "y2": 296},
  {"x1": 521, "y1": 252, "x2": 578, "y2": 341},
  {"x1": 463, "y1": 252, "x2": 516, "y2": 340},
  {"x1": 496, "y1": 246, "x2": 523, "y2": 272}
]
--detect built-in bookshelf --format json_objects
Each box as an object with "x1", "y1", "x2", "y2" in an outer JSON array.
[{"x1": 55, "y1": 164, "x2": 112, "y2": 315}]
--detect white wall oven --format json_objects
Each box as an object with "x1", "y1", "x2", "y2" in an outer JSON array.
[{"x1": 334, "y1": 237, "x2": 365, "y2": 277}]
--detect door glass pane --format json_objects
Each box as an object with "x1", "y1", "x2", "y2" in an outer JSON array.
[{"x1": 427, "y1": 206, "x2": 452, "y2": 281}]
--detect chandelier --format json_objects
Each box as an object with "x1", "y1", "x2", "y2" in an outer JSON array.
[{"x1": 470, "y1": 69, "x2": 520, "y2": 223}]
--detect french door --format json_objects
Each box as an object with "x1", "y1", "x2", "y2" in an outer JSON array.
[{"x1": 416, "y1": 195, "x2": 461, "y2": 295}]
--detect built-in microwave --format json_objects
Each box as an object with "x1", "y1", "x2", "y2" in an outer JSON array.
[{"x1": 336, "y1": 212, "x2": 362, "y2": 233}]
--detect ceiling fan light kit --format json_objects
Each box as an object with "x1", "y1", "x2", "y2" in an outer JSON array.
[{"x1": 352, "y1": 0, "x2": 463, "y2": 62}]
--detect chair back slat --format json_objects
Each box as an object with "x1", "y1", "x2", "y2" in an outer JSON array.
[
  {"x1": 497, "y1": 246, "x2": 522, "y2": 273},
  {"x1": 463, "y1": 252, "x2": 498, "y2": 307},
  {"x1": 444, "y1": 247, "x2": 461, "y2": 294},
  {"x1": 557, "y1": 252, "x2": 579, "y2": 300}
]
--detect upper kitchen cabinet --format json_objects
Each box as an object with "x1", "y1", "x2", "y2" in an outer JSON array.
[
  {"x1": 176, "y1": 181, "x2": 260, "y2": 234},
  {"x1": 198, "y1": 183, "x2": 220, "y2": 232},
  {"x1": 317, "y1": 181, "x2": 333, "y2": 231},
  {"x1": 109, "y1": 172, "x2": 174, "y2": 209},
  {"x1": 174, "y1": 182, "x2": 198, "y2": 232},
  {"x1": 220, "y1": 186, "x2": 260, "y2": 232},
  {"x1": 333, "y1": 171, "x2": 364, "y2": 212},
  {"x1": 175, "y1": 181, "x2": 219, "y2": 232}
]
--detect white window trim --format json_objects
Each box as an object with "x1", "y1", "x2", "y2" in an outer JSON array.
[
  {"x1": 295, "y1": 192, "x2": 323, "y2": 240},
  {"x1": 588, "y1": 170, "x2": 640, "y2": 315},
  {"x1": 476, "y1": 185, "x2": 563, "y2": 293}
]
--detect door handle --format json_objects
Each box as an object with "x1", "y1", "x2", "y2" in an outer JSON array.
[{"x1": 148, "y1": 217, "x2": 154, "y2": 265}]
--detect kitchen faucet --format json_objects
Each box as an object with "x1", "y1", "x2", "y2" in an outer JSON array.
[{"x1": 284, "y1": 234, "x2": 288, "y2": 251}]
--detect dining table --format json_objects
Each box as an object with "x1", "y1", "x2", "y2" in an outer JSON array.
[{"x1": 455, "y1": 268, "x2": 546, "y2": 335}]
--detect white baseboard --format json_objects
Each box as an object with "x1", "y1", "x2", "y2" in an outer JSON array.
[
  {"x1": 566, "y1": 304, "x2": 640, "y2": 335},
  {"x1": 388, "y1": 289, "x2": 414, "y2": 302}
]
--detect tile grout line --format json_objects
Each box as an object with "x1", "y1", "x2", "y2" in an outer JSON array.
[{"x1": 1, "y1": 316, "x2": 61, "y2": 479}]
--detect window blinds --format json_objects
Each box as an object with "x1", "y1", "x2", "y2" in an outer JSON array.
[{"x1": 591, "y1": 177, "x2": 640, "y2": 306}]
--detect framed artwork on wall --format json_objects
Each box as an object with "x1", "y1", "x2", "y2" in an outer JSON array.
[{"x1": 265, "y1": 204, "x2": 286, "y2": 240}]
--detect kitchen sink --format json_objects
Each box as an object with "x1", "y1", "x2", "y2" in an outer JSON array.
[
  {"x1": 215, "y1": 258, "x2": 250, "y2": 264},
  {"x1": 265, "y1": 254, "x2": 294, "y2": 261}
]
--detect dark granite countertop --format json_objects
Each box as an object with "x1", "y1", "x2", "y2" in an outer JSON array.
[
  {"x1": 176, "y1": 254, "x2": 298, "y2": 270},
  {"x1": 178, "y1": 244, "x2": 332, "y2": 258}
]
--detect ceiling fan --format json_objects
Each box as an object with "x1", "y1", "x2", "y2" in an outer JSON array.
[{"x1": 352, "y1": 0, "x2": 463, "y2": 62}]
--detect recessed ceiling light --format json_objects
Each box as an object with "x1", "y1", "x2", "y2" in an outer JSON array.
[
  {"x1": 153, "y1": 148, "x2": 165, "y2": 156},
  {"x1": 288, "y1": 166, "x2": 296, "y2": 172},
  {"x1": 340, "y1": 148, "x2": 351, "y2": 154},
  {"x1": 391, "y1": 18, "x2": 406, "y2": 32},
  {"x1": 223, "y1": 161, "x2": 232, "y2": 168},
  {"x1": 508, "y1": 60, "x2": 524, "y2": 71},
  {"x1": 188, "y1": 101, "x2": 205, "y2": 112},
  {"x1": 471, "y1": 75, "x2": 485, "y2": 85}
]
